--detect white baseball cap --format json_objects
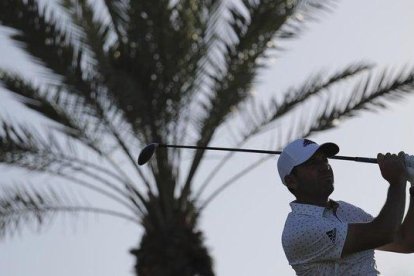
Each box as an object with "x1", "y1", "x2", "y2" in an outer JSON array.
[{"x1": 277, "y1": 138, "x2": 339, "y2": 185}]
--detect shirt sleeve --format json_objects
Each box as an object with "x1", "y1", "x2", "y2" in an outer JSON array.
[
  {"x1": 282, "y1": 217, "x2": 348, "y2": 265},
  {"x1": 339, "y1": 201, "x2": 374, "y2": 223},
  {"x1": 356, "y1": 206, "x2": 374, "y2": 222}
]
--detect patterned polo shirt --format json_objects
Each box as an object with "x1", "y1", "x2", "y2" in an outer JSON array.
[{"x1": 282, "y1": 200, "x2": 380, "y2": 275}]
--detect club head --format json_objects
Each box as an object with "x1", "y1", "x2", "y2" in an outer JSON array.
[{"x1": 138, "y1": 143, "x2": 159, "y2": 165}]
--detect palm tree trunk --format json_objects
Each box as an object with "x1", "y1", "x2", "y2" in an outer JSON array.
[{"x1": 130, "y1": 197, "x2": 214, "y2": 276}]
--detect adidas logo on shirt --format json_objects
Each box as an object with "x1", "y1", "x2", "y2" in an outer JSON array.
[{"x1": 326, "y1": 228, "x2": 337, "y2": 243}]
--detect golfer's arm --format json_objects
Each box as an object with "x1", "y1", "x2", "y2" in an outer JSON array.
[
  {"x1": 378, "y1": 193, "x2": 414, "y2": 253},
  {"x1": 399, "y1": 196, "x2": 414, "y2": 247},
  {"x1": 341, "y1": 184, "x2": 406, "y2": 257},
  {"x1": 400, "y1": 196, "x2": 414, "y2": 245}
]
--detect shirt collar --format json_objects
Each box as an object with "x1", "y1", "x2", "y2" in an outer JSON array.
[{"x1": 290, "y1": 199, "x2": 339, "y2": 217}]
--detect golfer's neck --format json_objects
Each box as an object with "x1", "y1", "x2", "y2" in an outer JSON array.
[{"x1": 294, "y1": 196, "x2": 329, "y2": 207}]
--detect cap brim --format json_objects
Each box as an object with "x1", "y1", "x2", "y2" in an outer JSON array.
[{"x1": 317, "y1": 142, "x2": 339, "y2": 157}]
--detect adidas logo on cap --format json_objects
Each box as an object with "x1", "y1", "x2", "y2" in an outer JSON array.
[{"x1": 303, "y1": 139, "x2": 316, "y2": 147}]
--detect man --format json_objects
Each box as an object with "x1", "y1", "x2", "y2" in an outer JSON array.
[{"x1": 278, "y1": 138, "x2": 414, "y2": 275}]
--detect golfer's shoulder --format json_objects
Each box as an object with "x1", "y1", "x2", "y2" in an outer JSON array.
[
  {"x1": 283, "y1": 211, "x2": 323, "y2": 236},
  {"x1": 337, "y1": 200, "x2": 374, "y2": 222},
  {"x1": 282, "y1": 215, "x2": 314, "y2": 245},
  {"x1": 336, "y1": 200, "x2": 359, "y2": 211}
]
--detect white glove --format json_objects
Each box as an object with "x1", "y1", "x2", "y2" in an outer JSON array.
[{"x1": 404, "y1": 154, "x2": 414, "y2": 185}]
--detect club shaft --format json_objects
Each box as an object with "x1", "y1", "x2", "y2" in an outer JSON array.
[
  {"x1": 158, "y1": 144, "x2": 378, "y2": 164},
  {"x1": 159, "y1": 144, "x2": 280, "y2": 154},
  {"x1": 329, "y1": 155, "x2": 377, "y2": 164}
]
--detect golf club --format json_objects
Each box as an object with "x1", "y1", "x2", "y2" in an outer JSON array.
[{"x1": 137, "y1": 143, "x2": 378, "y2": 166}]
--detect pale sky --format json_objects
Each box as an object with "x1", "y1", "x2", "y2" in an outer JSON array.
[{"x1": 1, "y1": 0, "x2": 414, "y2": 275}]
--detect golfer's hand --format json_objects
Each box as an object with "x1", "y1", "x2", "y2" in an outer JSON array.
[
  {"x1": 404, "y1": 154, "x2": 414, "y2": 185},
  {"x1": 377, "y1": 152, "x2": 407, "y2": 185}
]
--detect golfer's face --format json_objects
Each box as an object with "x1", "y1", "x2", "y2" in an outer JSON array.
[{"x1": 295, "y1": 151, "x2": 334, "y2": 195}]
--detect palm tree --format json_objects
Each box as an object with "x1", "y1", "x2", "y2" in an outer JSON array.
[{"x1": 1, "y1": 0, "x2": 414, "y2": 275}]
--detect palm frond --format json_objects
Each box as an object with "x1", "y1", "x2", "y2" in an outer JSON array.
[
  {"x1": 310, "y1": 68, "x2": 414, "y2": 133},
  {"x1": 233, "y1": 62, "x2": 372, "y2": 143},
  {"x1": 102, "y1": 0, "x2": 128, "y2": 41},
  {"x1": 0, "y1": 0, "x2": 114, "y2": 133},
  {"x1": 59, "y1": 0, "x2": 113, "y2": 74},
  {"x1": 0, "y1": 120, "x2": 67, "y2": 172},
  {"x1": 0, "y1": 183, "x2": 138, "y2": 239},
  {"x1": 0, "y1": 70, "x2": 104, "y2": 154},
  {"x1": 0, "y1": 70, "x2": 149, "y2": 190},
  {"x1": 0, "y1": 119, "x2": 147, "y2": 213},
  {"x1": 274, "y1": 0, "x2": 337, "y2": 40},
  {"x1": 0, "y1": 0, "x2": 79, "y2": 80}
]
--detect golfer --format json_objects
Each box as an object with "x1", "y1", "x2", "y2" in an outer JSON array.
[{"x1": 278, "y1": 138, "x2": 414, "y2": 275}]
